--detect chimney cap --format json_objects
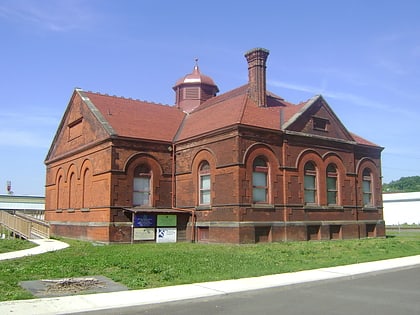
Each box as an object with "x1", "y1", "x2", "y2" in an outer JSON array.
[{"x1": 244, "y1": 47, "x2": 270, "y2": 56}]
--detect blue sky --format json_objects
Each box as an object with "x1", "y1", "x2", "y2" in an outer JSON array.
[{"x1": 0, "y1": 0, "x2": 419, "y2": 196}]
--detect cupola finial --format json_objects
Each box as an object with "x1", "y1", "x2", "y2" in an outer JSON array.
[{"x1": 173, "y1": 57, "x2": 219, "y2": 113}]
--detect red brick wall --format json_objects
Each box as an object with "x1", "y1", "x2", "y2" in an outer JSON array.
[{"x1": 46, "y1": 92, "x2": 384, "y2": 244}]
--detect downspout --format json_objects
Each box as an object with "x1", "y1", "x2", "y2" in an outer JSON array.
[
  {"x1": 282, "y1": 137, "x2": 288, "y2": 242},
  {"x1": 355, "y1": 172, "x2": 360, "y2": 239},
  {"x1": 353, "y1": 146, "x2": 360, "y2": 239},
  {"x1": 171, "y1": 143, "x2": 176, "y2": 209}
]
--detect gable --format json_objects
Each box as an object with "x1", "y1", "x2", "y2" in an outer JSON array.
[
  {"x1": 283, "y1": 95, "x2": 355, "y2": 143},
  {"x1": 46, "y1": 89, "x2": 187, "y2": 162},
  {"x1": 175, "y1": 87, "x2": 247, "y2": 141},
  {"x1": 45, "y1": 90, "x2": 113, "y2": 162}
]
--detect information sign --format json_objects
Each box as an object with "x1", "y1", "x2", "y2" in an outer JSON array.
[
  {"x1": 156, "y1": 228, "x2": 177, "y2": 243},
  {"x1": 157, "y1": 214, "x2": 177, "y2": 227},
  {"x1": 133, "y1": 214, "x2": 156, "y2": 227},
  {"x1": 133, "y1": 228, "x2": 155, "y2": 240}
]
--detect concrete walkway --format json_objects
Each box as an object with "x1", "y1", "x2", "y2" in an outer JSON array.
[
  {"x1": 0, "y1": 240, "x2": 420, "y2": 315},
  {"x1": 0, "y1": 238, "x2": 69, "y2": 261}
]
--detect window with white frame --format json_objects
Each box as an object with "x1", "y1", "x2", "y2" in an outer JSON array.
[
  {"x1": 362, "y1": 168, "x2": 373, "y2": 206},
  {"x1": 252, "y1": 157, "x2": 268, "y2": 203},
  {"x1": 133, "y1": 164, "x2": 152, "y2": 206},
  {"x1": 199, "y1": 161, "x2": 211, "y2": 205},
  {"x1": 327, "y1": 164, "x2": 338, "y2": 205},
  {"x1": 304, "y1": 162, "x2": 317, "y2": 204}
]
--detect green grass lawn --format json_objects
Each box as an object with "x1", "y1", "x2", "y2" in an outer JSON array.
[
  {"x1": 0, "y1": 238, "x2": 36, "y2": 254},
  {"x1": 0, "y1": 226, "x2": 36, "y2": 253},
  {"x1": 0, "y1": 230, "x2": 419, "y2": 302}
]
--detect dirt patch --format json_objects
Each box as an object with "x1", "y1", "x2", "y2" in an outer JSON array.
[{"x1": 20, "y1": 276, "x2": 128, "y2": 298}]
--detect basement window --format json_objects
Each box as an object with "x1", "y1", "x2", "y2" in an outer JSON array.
[{"x1": 313, "y1": 116, "x2": 328, "y2": 131}]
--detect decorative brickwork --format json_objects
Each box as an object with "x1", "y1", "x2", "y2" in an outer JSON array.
[{"x1": 45, "y1": 48, "x2": 384, "y2": 243}]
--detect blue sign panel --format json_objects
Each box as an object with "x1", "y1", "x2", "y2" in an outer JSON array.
[{"x1": 133, "y1": 213, "x2": 156, "y2": 227}]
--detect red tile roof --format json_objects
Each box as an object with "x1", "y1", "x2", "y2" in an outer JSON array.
[
  {"x1": 81, "y1": 88, "x2": 380, "y2": 149},
  {"x1": 175, "y1": 86, "x2": 248, "y2": 141},
  {"x1": 83, "y1": 91, "x2": 185, "y2": 142},
  {"x1": 176, "y1": 85, "x2": 304, "y2": 141},
  {"x1": 350, "y1": 132, "x2": 381, "y2": 147}
]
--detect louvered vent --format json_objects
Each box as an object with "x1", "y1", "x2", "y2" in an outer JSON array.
[{"x1": 184, "y1": 87, "x2": 200, "y2": 99}]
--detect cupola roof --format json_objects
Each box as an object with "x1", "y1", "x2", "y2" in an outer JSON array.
[{"x1": 174, "y1": 60, "x2": 218, "y2": 88}]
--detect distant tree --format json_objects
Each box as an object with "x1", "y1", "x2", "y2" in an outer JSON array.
[{"x1": 383, "y1": 176, "x2": 420, "y2": 193}]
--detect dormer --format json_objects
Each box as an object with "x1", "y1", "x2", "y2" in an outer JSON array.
[{"x1": 173, "y1": 60, "x2": 219, "y2": 113}]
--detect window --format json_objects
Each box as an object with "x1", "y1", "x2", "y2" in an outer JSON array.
[
  {"x1": 362, "y1": 168, "x2": 373, "y2": 206},
  {"x1": 252, "y1": 157, "x2": 268, "y2": 203},
  {"x1": 327, "y1": 164, "x2": 338, "y2": 205},
  {"x1": 304, "y1": 162, "x2": 317, "y2": 204},
  {"x1": 199, "y1": 161, "x2": 211, "y2": 205},
  {"x1": 313, "y1": 116, "x2": 328, "y2": 131},
  {"x1": 133, "y1": 164, "x2": 152, "y2": 206}
]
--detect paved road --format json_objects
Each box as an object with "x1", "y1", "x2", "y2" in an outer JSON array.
[{"x1": 77, "y1": 265, "x2": 420, "y2": 315}]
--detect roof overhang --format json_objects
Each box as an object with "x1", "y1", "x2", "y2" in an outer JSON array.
[{"x1": 122, "y1": 207, "x2": 191, "y2": 214}]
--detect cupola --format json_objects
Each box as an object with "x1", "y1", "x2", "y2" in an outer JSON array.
[{"x1": 173, "y1": 59, "x2": 219, "y2": 113}]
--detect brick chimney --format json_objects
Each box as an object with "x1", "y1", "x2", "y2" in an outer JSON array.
[{"x1": 244, "y1": 48, "x2": 270, "y2": 107}]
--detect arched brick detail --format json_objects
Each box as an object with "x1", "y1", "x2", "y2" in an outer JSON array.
[
  {"x1": 296, "y1": 150, "x2": 323, "y2": 205},
  {"x1": 296, "y1": 149, "x2": 323, "y2": 170},
  {"x1": 297, "y1": 150, "x2": 323, "y2": 178},
  {"x1": 66, "y1": 164, "x2": 79, "y2": 181},
  {"x1": 323, "y1": 152, "x2": 346, "y2": 205},
  {"x1": 123, "y1": 152, "x2": 164, "y2": 175},
  {"x1": 55, "y1": 167, "x2": 65, "y2": 185},
  {"x1": 125, "y1": 154, "x2": 163, "y2": 207},
  {"x1": 80, "y1": 159, "x2": 93, "y2": 176},
  {"x1": 67, "y1": 164, "x2": 79, "y2": 209},
  {"x1": 80, "y1": 159, "x2": 93, "y2": 208},
  {"x1": 191, "y1": 148, "x2": 217, "y2": 169},
  {"x1": 55, "y1": 168, "x2": 65, "y2": 210},
  {"x1": 356, "y1": 158, "x2": 381, "y2": 207},
  {"x1": 191, "y1": 149, "x2": 217, "y2": 206},
  {"x1": 244, "y1": 143, "x2": 280, "y2": 204}
]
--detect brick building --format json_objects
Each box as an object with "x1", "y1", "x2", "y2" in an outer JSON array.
[{"x1": 44, "y1": 48, "x2": 385, "y2": 243}]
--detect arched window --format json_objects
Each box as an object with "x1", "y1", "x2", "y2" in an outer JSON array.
[
  {"x1": 362, "y1": 168, "x2": 373, "y2": 206},
  {"x1": 133, "y1": 164, "x2": 152, "y2": 206},
  {"x1": 326, "y1": 164, "x2": 338, "y2": 205},
  {"x1": 304, "y1": 162, "x2": 317, "y2": 204},
  {"x1": 253, "y1": 157, "x2": 268, "y2": 203},
  {"x1": 199, "y1": 161, "x2": 211, "y2": 205}
]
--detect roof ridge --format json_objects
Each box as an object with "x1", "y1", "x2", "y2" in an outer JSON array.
[
  {"x1": 238, "y1": 94, "x2": 252, "y2": 124},
  {"x1": 78, "y1": 90, "x2": 117, "y2": 136},
  {"x1": 84, "y1": 90, "x2": 172, "y2": 107},
  {"x1": 191, "y1": 85, "x2": 249, "y2": 113}
]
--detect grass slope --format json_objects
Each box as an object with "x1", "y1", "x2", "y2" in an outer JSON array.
[{"x1": 0, "y1": 230, "x2": 419, "y2": 301}]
